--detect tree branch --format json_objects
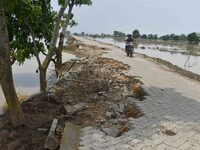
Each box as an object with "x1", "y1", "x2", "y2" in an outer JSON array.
[
  {"x1": 41, "y1": 50, "x2": 47, "y2": 56},
  {"x1": 61, "y1": 0, "x2": 75, "y2": 35},
  {"x1": 25, "y1": 18, "x2": 42, "y2": 67},
  {"x1": 42, "y1": 1, "x2": 68, "y2": 70}
]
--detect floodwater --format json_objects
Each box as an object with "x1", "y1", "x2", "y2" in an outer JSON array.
[
  {"x1": 93, "y1": 38, "x2": 200, "y2": 75},
  {"x1": 0, "y1": 40, "x2": 76, "y2": 114}
]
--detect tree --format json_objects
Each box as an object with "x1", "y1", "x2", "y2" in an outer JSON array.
[
  {"x1": 132, "y1": 30, "x2": 140, "y2": 38},
  {"x1": 141, "y1": 34, "x2": 147, "y2": 39},
  {"x1": 113, "y1": 31, "x2": 126, "y2": 37},
  {"x1": 56, "y1": 0, "x2": 92, "y2": 77},
  {"x1": 7, "y1": 0, "x2": 55, "y2": 93},
  {"x1": 148, "y1": 34, "x2": 158, "y2": 40},
  {"x1": 0, "y1": 0, "x2": 24, "y2": 126},
  {"x1": 187, "y1": 32, "x2": 199, "y2": 44},
  {"x1": 36, "y1": 1, "x2": 69, "y2": 92},
  {"x1": 153, "y1": 34, "x2": 158, "y2": 40},
  {"x1": 6, "y1": 0, "x2": 68, "y2": 93},
  {"x1": 160, "y1": 34, "x2": 170, "y2": 41},
  {"x1": 179, "y1": 34, "x2": 187, "y2": 41},
  {"x1": 147, "y1": 34, "x2": 154, "y2": 39},
  {"x1": 172, "y1": 35, "x2": 179, "y2": 41},
  {"x1": 169, "y1": 34, "x2": 179, "y2": 41}
]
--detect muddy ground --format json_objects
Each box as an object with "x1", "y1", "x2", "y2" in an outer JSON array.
[{"x1": 0, "y1": 38, "x2": 145, "y2": 150}]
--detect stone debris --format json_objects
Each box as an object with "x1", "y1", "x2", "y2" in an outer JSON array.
[
  {"x1": 44, "y1": 119, "x2": 59, "y2": 150},
  {"x1": 46, "y1": 56, "x2": 144, "y2": 148},
  {"x1": 37, "y1": 128, "x2": 48, "y2": 132},
  {"x1": 64, "y1": 103, "x2": 86, "y2": 115},
  {"x1": 60, "y1": 122, "x2": 80, "y2": 150},
  {"x1": 102, "y1": 126, "x2": 120, "y2": 137}
]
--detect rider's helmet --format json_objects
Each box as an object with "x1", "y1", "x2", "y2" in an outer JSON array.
[{"x1": 127, "y1": 34, "x2": 132, "y2": 38}]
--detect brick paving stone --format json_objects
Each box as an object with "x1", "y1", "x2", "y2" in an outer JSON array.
[{"x1": 71, "y1": 36, "x2": 200, "y2": 150}]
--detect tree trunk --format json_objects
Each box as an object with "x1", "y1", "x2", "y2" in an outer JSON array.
[
  {"x1": 36, "y1": 2, "x2": 67, "y2": 93},
  {"x1": 55, "y1": 3, "x2": 74, "y2": 78},
  {"x1": 55, "y1": 33, "x2": 64, "y2": 77},
  {"x1": 39, "y1": 67, "x2": 47, "y2": 93},
  {"x1": 42, "y1": 4, "x2": 68, "y2": 72},
  {"x1": 0, "y1": 0, "x2": 24, "y2": 127}
]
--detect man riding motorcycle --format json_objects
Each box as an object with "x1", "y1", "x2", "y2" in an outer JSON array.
[{"x1": 125, "y1": 34, "x2": 135, "y2": 57}]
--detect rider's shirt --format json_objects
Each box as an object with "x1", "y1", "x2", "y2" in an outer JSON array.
[{"x1": 125, "y1": 38, "x2": 134, "y2": 46}]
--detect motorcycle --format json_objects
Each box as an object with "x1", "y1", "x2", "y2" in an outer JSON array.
[{"x1": 125, "y1": 42, "x2": 134, "y2": 57}]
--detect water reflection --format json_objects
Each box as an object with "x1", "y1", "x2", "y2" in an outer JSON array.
[
  {"x1": 13, "y1": 73, "x2": 39, "y2": 87},
  {"x1": 0, "y1": 52, "x2": 76, "y2": 114}
]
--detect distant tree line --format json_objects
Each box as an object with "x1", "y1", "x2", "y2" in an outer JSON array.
[
  {"x1": 111, "y1": 30, "x2": 200, "y2": 44},
  {"x1": 74, "y1": 32, "x2": 113, "y2": 38},
  {"x1": 76, "y1": 30, "x2": 200, "y2": 44}
]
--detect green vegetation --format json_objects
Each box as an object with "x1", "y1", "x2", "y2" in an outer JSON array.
[
  {"x1": 160, "y1": 34, "x2": 179, "y2": 41},
  {"x1": 6, "y1": 0, "x2": 57, "y2": 94},
  {"x1": 0, "y1": 0, "x2": 25, "y2": 127},
  {"x1": 0, "y1": 0, "x2": 92, "y2": 127},
  {"x1": 56, "y1": 0, "x2": 92, "y2": 77},
  {"x1": 113, "y1": 31, "x2": 126, "y2": 37},
  {"x1": 179, "y1": 34, "x2": 187, "y2": 41},
  {"x1": 147, "y1": 34, "x2": 158, "y2": 40},
  {"x1": 187, "y1": 32, "x2": 199, "y2": 44},
  {"x1": 132, "y1": 30, "x2": 140, "y2": 38}
]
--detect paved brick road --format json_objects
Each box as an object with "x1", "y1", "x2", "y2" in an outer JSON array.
[{"x1": 74, "y1": 36, "x2": 200, "y2": 150}]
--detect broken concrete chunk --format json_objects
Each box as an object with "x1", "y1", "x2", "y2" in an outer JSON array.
[
  {"x1": 98, "y1": 91, "x2": 106, "y2": 96},
  {"x1": 37, "y1": 128, "x2": 48, "y2": 132},
  {"x1": 64, "y1": 105, "x2": 76, "y2": 115},
  {"x1": 118, "y1": 102, "x2": 125, "y2": 111},
  {"x1": 108, "y1": 119, "x2": 118, "y2": 124},
  {"x1": 44, "y1": 119, "x2": 59, "y2": 150},
  {"x1": 113, "y1": 102, "x2": 125, "y2": 114},
  {"x1": 102, "y1": 127, "x2": 120, "y2": 137},
  {"x1": 64, "y1": 103, "x2": 86, "y2": 115},
  {"x1": 92, "y1": 94, "x2": 98, "y2": 100},
  {"x1": 74, "y1": 102, "x2": 86, "y2": 110},
  {"x1": 105, "y1": 112, "x2": 112, "y2": 119},
  {"x1": 60, "y1": 122, "x2": 80, "y2": 150}
]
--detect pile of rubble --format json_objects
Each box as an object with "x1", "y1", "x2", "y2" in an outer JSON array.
[
  {"x1": 48, "y1": 56, "x2": 145, "y2": 140},
  {"x1": 0, "y1": 45, "x2": 146, "y2": 149}
]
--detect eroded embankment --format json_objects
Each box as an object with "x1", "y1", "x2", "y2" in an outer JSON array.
[{"x1": 0, "y1": 38, "x2": 145, "y2": 149}]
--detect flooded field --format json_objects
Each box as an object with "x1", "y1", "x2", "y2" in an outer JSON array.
[
  {"x1": 0, "y1": 52, "x2": 76, "y2": 114},
  {"x1": 93, "y1": 37, "x2": 200, "y2": 75}
]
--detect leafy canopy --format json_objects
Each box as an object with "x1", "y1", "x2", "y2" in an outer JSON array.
[{"x1": 5, "y1": 0, "x2": 55, "y2": 64}]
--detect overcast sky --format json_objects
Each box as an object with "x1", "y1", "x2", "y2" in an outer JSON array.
[{"x1": 51, "y1": 0, "x2": 200, "y2": 35}]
